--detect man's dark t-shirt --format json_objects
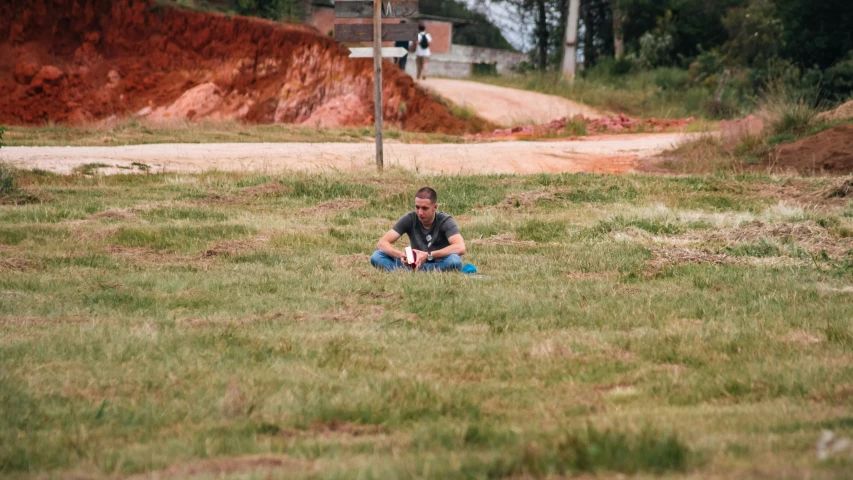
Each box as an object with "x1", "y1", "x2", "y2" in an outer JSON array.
[{"x1": 392, "y1": 211, "x2": 460, "y2": 252}]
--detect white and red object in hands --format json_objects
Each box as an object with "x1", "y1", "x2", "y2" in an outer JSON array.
[{"x1": 404, "y1": 246, "x2": 418, "y2": 268}]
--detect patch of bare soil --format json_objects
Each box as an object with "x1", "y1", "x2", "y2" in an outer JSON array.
[
  {"x1": 126, "y1": 455, "x2": 306, "y2": 480},
  {"x1": 91, "y1": 209, "x2": 140, "y2": 221},
  {"x1": 0, "y1": 315, "x2": 88, "y2": 326},
  {"x1": 0, "y1": 257, "x2": 38, "y2": 271},
  {"x1": 644, "y1": 246, "x2": 737, "y2": 275},
  {"x1": 336, "y1": 253, "x2": 369, "y2": 268},
  {"x1": 240, "y1": 182, "x2": 288, "y2": 197},
  {"x1": 471, "y1": 233, "x2": 536, "y2": 247},
  {"x1": 565, "y1": 271, "x2": 615, "y2": 280},
  {"x1": 302, "y1": 199, "x2": 368, "y2": 213},
  {"x1": 773, "y1": 125, "x2": 853, "y2": 174},
  {"x1": 499, "y1": 190, "x2": 556, "y2": 208},
  {"x1": 306, "y1": 420, "x2": 386, "y2": 437},
  {"x1": 203, "y1": 235, "x2": 268, "y2": 257},
  {"x1": 746, "y1": 178, "x2": 853, "y2": 208},
  {"x1": 782, "y1": 330, "x2": 822, "y2": 345},
  {"x1": 294, "y1": 303, "x2": 387, "y2": 322},
  {"x1": 529, "y1": 340, "x2": 576, "y2": 359},
  {"x1": 200, "y1": 192, "x2": 243, "y2": 205},
  {"x1": 704, "y1": 221, "x2": 853, "y2": 258},
  {"x1": 107, "y1": 245, "x2": 212, "y2": 268}
]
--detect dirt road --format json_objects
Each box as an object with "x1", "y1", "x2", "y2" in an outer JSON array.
[
  {"x1": 418, "y1": 78, "x2": 602, "y2": 127},
  {"x1": 2, "y1": 133, "x2": 694, "y2": 175}
]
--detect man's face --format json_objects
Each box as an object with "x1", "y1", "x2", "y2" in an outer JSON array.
[{"x1": 414, "y1": 197, "x2": 437, "y2": 224}]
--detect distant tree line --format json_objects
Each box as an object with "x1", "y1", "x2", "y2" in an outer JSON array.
[{"x1": 506, "y1": 0, "x2": 853, "y2": 104}]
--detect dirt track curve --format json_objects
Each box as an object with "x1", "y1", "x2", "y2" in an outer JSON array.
[
  {"x1": 418, "y1": 78, "x2": 603, "y2": 127},
  {"x1": 2, "y1": 133, "x2": 695, "y2": 175}
]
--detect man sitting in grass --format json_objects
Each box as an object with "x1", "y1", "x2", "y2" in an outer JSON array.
[{"x1": 370, "y1": 187, "x2": 466, "y2": 271}]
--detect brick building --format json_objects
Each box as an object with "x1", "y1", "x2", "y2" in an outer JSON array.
[{"x1": 308, "y1": 2, "x2": 525, "y2": 77}]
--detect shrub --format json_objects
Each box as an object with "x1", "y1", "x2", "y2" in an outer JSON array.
[
  {"x1": 0, "y1": 125, "x2": 16, "y2": 197},
  {"x1": 654, "y1": 67, "x2": 689, "y2": 91},
  {"x1": 823, "y1": 55, "x2": 853, "y2": 104},
  {"x1": 0, "y1": 162, "x2": 16, "y2": 197}
]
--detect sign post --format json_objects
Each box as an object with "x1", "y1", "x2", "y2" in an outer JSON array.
[
  {"x1": 373, "y1": 0, "x2": 383, "y2": 170},
  {"x1": 334, "y1": 0, "x2": 418, "y2": 172}
]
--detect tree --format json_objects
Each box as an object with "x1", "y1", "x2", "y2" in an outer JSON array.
[
  {"x1": 776, "y1": 0, "x2": 853, "y2": 70},
  {"x1": 419, "y1": 0, "x2": 515, "y2": 51},
  {"x1": 721, "y1": 0, "x2": 784, "y2": 69},
  {"x1": 579, "y1": 0, "x2": 614, "y2": 69}
]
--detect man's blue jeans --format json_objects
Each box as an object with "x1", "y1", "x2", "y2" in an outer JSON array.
[{"x1": 370, "y1": 250, "x2": 462, "y2": 272}]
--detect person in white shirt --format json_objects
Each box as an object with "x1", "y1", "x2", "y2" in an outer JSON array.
[{"x1": 415, "y1": 24, "x2": 432, "y2": 80}]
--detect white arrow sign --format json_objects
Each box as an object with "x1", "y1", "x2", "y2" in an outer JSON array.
[{"x1": 348, "y1": 47, "x2": 409, "y2": 58}]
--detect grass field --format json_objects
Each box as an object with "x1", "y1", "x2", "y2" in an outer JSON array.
[{"x1": 2, "y1": 168, "x2": 853, "y2": 479}]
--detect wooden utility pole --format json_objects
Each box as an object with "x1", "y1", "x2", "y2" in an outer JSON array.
[
  {"x1": 372, "y1": 0, "x2": 384, "y2": 171},
  {"x1": 560, "y1": 0, "x2": 580, "y2": 80},
  {"x1": 334, "y1": 1, "x2": 417, "y2": 171}
]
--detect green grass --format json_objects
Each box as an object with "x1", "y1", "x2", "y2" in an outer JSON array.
[
  {"x1": 1, "y1": 119, "x2": 465, "y2": 147},
  {"x1": 1, "y1": 170, "x2": 853, "y2": 478}
]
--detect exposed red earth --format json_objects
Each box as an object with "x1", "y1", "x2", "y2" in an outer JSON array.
[{"x1": 0, "y1": 0, "x2": 490, "y2": 134}]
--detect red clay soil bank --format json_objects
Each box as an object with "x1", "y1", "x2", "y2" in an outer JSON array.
[
  {"x1": 0, "y1": 0, "x2": 484, "y2": 134},
  {"x1": 773, "y1": 124, "x2": 853, "y2": 175}
]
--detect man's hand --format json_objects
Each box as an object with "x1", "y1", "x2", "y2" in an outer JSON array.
[{"x1": 413, "y1": 249, "x2": 428, "y2": 270}]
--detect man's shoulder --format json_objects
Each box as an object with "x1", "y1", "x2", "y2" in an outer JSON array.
[
  {"x1": 436, "y1": 212, "x2": 458, "y2": 227},
  {"x1": 394, "y1": 211, "x2": 416, "y2": 228}
]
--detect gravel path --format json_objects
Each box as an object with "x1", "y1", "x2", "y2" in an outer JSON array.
[
  {"x1": 1, "y1": 133, "x2": 694, "y2": 176},
  {"x1": 418, "y1": 78, "x2": 603, "y2": 126}
]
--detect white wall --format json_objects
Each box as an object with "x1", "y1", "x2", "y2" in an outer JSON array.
[{"x1": 403, "y1": 44, "x2": 526, "y2": 78}]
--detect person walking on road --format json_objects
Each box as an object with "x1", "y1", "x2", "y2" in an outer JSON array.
[
  {"x1": 415, "y1": 24, "x2": 432, "y2": 80},
  {"x1": 394, "y1": 20, "x2": 410, "y2": 71}
]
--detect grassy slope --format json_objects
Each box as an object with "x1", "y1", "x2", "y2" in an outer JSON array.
[{"x1": 1, "y1": 170, "x2": 853, "y2": 478}]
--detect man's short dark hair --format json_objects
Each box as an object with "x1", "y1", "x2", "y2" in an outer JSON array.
[
  {"x1": 418, "y1": 24, "x2": 426, "y2": 31},
  {"x1": 415, "y1": 187, "x2": 437, "y2": 204}
]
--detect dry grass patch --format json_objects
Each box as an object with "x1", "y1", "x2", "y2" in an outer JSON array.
[
  {"x1": 203, "y1": 234, "x2": 269, "y2": 257},
  {"x1": 0, "y1": 315, "x2": 89, "y2": 326},
  {"x1": 0, "y1": 257, "x2": 37, "y2": 271},
  {"x1": 471, "y1": 233, "x2": 537, "y2": 247},
  {"x1": 704, "y1": 221, "x2": 852, "y2": 258},
  {"x1": 240, "y1": 181, "x2": 288, "y2": 197},
  {"x1": 91, "y1": 209, "x2": 140, "y2": 221},
  {"x1": 566, "y1": 271, "x2": 615, "y2": 280},
  {"x1": 302, "y1": 198, "x2": 368, "y2": 213},
  {"x1": 782, "y1": 330, "x2": 823, "y2": 346},
  {"x1": 107, "y1": 245, "x2": 213, "y2": 268},
  {"x1": 500, "y1": 189, "x2": 557, "y2": 208},
  {"x1": 126, "y1": 455, "x2": 307, "y2": 480},
  {"x1": 646, "y1": 245, "x2": 736, "y2": 271}
]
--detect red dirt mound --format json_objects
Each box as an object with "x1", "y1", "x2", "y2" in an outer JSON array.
[
  {"x1": 466, "y1": 114, "x2": 694, "y2": 140},
  {"x1": 773, "y1": 125, "x2": 853, "y2": 175},
  {"x1": 0, "y1": 0, "x2": 484, "y2": 134}
]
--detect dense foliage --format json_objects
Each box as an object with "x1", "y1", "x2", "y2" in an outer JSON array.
[{"x1": 508, "y1": 0, "x2": 852, "y2": 107}]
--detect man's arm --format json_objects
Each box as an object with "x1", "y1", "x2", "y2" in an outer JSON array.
[
  {"x1": 377, "y1": 229, "x2": 404, "y2": 260},
  {"x1": 428, "y1": 233, "x2": 466, "y2": 259}
]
